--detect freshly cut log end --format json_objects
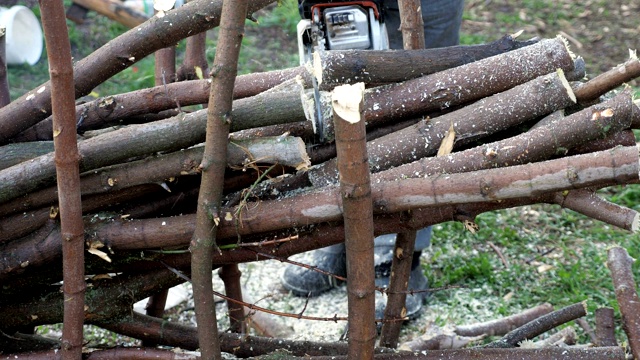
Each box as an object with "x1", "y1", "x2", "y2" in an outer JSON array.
[
  {"x1": 331, "y1": 83, "x2": 365, "y2": 123},
  {"x1": 632, "y1": 213, "x2": 640, "y2": 233},
  {"x1": 556, "y1": 34, "x2": 577, "y2": 61},
  {"x1": 556, "y1": 68, "x2": 577, "y2": 103},
  {"x1": 313, "y1": 51, "x2": 323, "y2": 86}
]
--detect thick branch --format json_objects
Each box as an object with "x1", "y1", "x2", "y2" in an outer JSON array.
[
  {"x1": 89, "y1": 146, "x2": 640, "y2": 253},
  {"x1": 550, "y1": 189, "x2": 639, "y2": 233},
  {"x1": 190, "y1": 0, "x2": 248, "y2": 357},
  {"x1": 314, "y1": 35, "x2": 537, "y2": 90},
  {"x1": 309, "y1": 37, "x2": 575, "y2": 141},
  {"x1": 39, "y1": 1, "x2": 86, "y2": 357},
  {"x1": 455, "y1": 303, "x2": 554, "y2": 337},
  {"x1": 484, "y1": 302, "x2": 587, "y2": 348},
  {"x1": 375, "y1": 91, "x2": 636, "y2": 182},
  {"x1": 0, "y1": 136, "x2": 307, "y2": 219},
  {"x1": 606, "y1": 246, "x2": 640, "y2": 359},
  {"x1": 332, "y1": 83, "x2": 376, "y2": 358},
  {"x1": 595, "y1": 307, "x2": 617, "y2": 347},
  {"x1": 573, "y1": 52, "x2": 640, "y2": 103}
]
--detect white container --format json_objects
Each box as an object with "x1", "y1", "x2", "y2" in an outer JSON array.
[
  {"x1": 124, "y1": 0, "x2": 184, "y2": 16},
  {"x1": 0, "y1": 5, "x2": 42, "y2": 65}
]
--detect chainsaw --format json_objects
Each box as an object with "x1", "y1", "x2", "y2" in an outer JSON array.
[
  {"x1": 297, "y1": 0, "x2": 389, "y2": 64},
  {"x1": 297, "y1": 1, "x2": 390, "y2": 141}
]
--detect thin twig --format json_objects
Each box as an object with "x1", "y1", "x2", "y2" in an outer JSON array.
[{"x1": 488, "y1": 241, "x2": 509, "y2": 268}]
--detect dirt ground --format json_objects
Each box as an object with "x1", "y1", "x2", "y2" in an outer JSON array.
[{"x1": 463, "y1": 0, "x2": 638, "y2": 81}]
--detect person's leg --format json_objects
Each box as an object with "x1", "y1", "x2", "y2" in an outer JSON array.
[
  {"x1": 383, "y1": 0, "x2": 464, "y2": 49},
  {"x1": 283, "y1": 0, "x2": 464, "y2": 302}
]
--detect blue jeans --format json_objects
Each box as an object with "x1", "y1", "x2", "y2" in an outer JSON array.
[
  {"x1": 373, "y1": 0, "x2": 463, "y2": 249},
  {"x1": 383, "y1": 0, "x2": 464, "y2": 49}
]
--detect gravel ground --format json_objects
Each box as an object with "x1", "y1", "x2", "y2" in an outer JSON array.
[{"x1": 132, "y1": 246, "x2": 514, "y2": 357}]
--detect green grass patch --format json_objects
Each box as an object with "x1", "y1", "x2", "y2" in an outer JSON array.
[{"x1": 424, "y1": 203, "x2": 639, "y2": 343}]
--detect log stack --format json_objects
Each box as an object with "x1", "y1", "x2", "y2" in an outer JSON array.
[{"x1": 1, "y1": 0, "x2": 640, "y2": 357}]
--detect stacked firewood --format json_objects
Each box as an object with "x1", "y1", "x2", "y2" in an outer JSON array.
[{"x1": 1, "y1": 0, "x2": 640, "y2": 358}]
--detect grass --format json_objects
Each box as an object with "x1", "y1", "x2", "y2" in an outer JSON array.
[{"x1": 424, "y1": 202, "x2": 640, "y2": 343}]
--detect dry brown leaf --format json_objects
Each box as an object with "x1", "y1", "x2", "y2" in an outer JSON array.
[
  {"x1": 88, "y1": 240, "x2": 112, "y2": 263},
  {"x1": 463, "y1": 219, "x2": 479, "y2": 233},
  {"x1": 88, "y1": 247, "x2": 112, "y2": 263}
]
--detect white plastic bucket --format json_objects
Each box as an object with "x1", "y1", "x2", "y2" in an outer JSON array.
[{"x1": 0, "y1": 6, "x2": 42, "y2": 65}]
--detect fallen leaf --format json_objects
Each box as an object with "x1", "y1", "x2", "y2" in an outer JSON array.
[
  {"x1": 537, "y1": 264, "x2": 554, "y2": 273},
  {"x1": 88, "y1": 247, "x2": 112, "y2": 263},
  {"x1": 463, "y1": 220, "x2": 479, "y2": 234}
]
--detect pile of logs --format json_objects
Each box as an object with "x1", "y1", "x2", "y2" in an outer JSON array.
[{"x1": 1, "y1": 0, "x2": 640, "y2": 358}]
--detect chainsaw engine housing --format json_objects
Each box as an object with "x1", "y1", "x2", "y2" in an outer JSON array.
[{"x1": 297, "y1": 1, "x2": 388, "y2": 65}]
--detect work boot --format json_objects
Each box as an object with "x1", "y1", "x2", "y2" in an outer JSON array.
[
  {"x1": 281, "y1": 228, "x2": 431, "y2": 306},
  {"x1": 281, "y1": 243, "x2": 346, "y2": 297},
  {"x1": 374, "y1": 261, "x2": 429, "y2": 321}
]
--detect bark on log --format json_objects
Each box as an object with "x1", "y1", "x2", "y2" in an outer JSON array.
[
  {"x1": 5, "y1": 146, "x2": 630, "y2": 280},
  {"x1": 15, "y1": 67, "x2": 310, "y2": 142},
  {"x1": 314, "y1": 35, "x2": 537, "y2": 90},
  {"x1": 0, "y1": 80, "x2": 307, "y2": 204},
  {"x1": 0, "y1": 0, "x2": 275, "y2": 144},
  {"x1": 595, "y1": 307, "x2": 617, "y2": 347},
  {"x1": 308, "y1": 36, "x2": 575, "y2": 141},
  {"x1": 190, "y1": 0, "x2": 249, "y2": 357},
  {"x1": 0, "y1": 141, "x2": 54, "y2": 170},
  {"x1": 573, "y1": 51, "x2": 640, "y2": 104},
  {"x1": 309, "y1": 69, "x2": 577, "y2": 186},
  {"x1": 454, "y1": 303, "x2": 555, "y2": 337},
  {"x1": 39, "y1": 1, "x2": 86, "y2": 356},
  {"x1": 374, "y1": 91, "x2": 636, "y2": 182},
  {"x1": 0, "y1": 135, "x2": 307, "y2": 219},
  {"x1": 550, "y1": 189, "x2": 639, "y2": 233},
  {"x1": 72, "y1": 0, "x2": 149, "y2": 28},
  {"x1": 484, "y1": 302, "x2": 587, "y2": 348},
  {"x1": 606, "y1": 246, "x2": 640, "y2": 359},
  {"x1": 0, "y1": 191, "x2": 603, "y2": 291},
  {"x1": 0, "y1": 183, "x2": 158, "y2": 243},
  {"x1": 332, "y1": 83, "x2": 376, "y2": 359}
]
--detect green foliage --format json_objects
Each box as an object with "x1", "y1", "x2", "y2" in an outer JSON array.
[{"x1": 255, "y1": 0, "x2": 300, "y2": 35}]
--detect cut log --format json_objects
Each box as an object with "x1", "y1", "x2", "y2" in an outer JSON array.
[
  {"x1": 374, "y1": 91, "x2": 636, "y2": 182},
  {"x1": 308, "y1": 69, "x2": 577, "y2": 187},
  {"x1": 313, "y1": 35, "x2": 538, "y2": 90},
  {"x1": 306, "y1": 36, "x2": 576, "y2": 142}
]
